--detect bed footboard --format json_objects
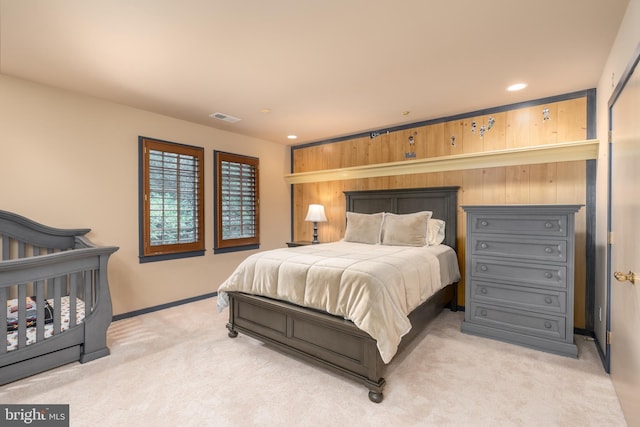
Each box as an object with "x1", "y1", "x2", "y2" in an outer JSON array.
[
  {"x1": 0, "y1": 210, "x2": 118, "y2": 385},
  {"x1": 226, "y1": 283, "x2": 455, "y2": 403}
]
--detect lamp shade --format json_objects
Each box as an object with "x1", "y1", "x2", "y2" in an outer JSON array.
[{"x1": 305, "y1": 204, "x2": 327, "y2": 222}]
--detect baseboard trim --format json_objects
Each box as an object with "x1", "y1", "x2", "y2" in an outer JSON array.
[{"x1": 112, "y1": 292, "x2": 218, "y2": 322}]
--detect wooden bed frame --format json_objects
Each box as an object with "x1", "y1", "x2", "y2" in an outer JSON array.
[{"x1": 225, "y1": 187, "x2": 459, "y2": 402}]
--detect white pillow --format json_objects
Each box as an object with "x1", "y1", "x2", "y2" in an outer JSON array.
[
  {"x1": 381, "y1": 211, "x2": 432, "y2": 246},
  {"x1": 428, "y1": 219, "x2": 446, "y2": 245},
  {"x1": 343, "y1": 212, "x2": 384, "y2": 244}
]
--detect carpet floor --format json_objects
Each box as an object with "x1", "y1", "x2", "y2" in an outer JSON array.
[{"x1": 0, "y1": 297, "x2": 627, "y2": 426}]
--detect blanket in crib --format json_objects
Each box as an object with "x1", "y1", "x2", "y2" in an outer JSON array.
[{"x1": 6, "y1": 297, "x2": 85, "y2": 352}]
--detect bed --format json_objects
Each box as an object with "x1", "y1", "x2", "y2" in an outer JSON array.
[
  {"x1": 218, "y1": 187, "x2": 460, "y2": 402},
  {"x1": 1, "y1": 210, "x2": 118, "y2": 385}
]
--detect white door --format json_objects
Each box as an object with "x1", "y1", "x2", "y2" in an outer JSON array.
[{"x1": 609, "y1": 49, "x2": 640, "y2": 427}]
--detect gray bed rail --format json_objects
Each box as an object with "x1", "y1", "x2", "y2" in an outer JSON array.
[{"x1": 0, "y1": 210, "x2": 118, "y2": 384}]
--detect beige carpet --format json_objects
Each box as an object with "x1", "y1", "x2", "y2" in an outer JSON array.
[{"x1": 1, "y1": 297, "x2": 627, "y2": 426}]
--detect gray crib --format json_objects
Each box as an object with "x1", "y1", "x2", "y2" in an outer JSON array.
[{"x1": 1, "y1": 210, "x2": 118, "y2": 385}]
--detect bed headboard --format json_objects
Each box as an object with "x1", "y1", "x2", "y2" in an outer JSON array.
[{"x1": 344, "y1": 186, "x2": 459, "y2": 251}]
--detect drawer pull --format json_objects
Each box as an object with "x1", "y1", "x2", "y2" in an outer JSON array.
[
  {"x1": 480, "y1": 309, "x2": 487, "y2": 317},
  {"x1": 544, "y1": 272, "x2": 553, "y2": 279},
  {"x1": 544, "y1": 321, "x2": 552, "y2": 329},
  {"x1": 480, "y1": 242, "x2": 488, "y2": 249},
  {"x1": 480, "y1": 287, "x2": 488, "y2": 295},
  {"x1": 545, "y1": 222, "x2": 553, "y2": 229},
  {"x1": 544, "y1": 247, "x2": 553, "y2": 253},
  {"x1": 544, "y1": 296, "x2": 553, "y2": 304},
  {"x1": 480, "y1": 220, "x2": 489, "y2": 227},
  {"x1": 480, "y1": 265, "x2": 488, "y2": 272}
]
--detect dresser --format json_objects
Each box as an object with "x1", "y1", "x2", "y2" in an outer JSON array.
[{"x1": 461, "y1": 205, "x2": 582, "y2": 357}]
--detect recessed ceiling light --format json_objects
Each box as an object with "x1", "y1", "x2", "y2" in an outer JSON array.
[
  {"x1": 260, "y1": 108, "x2": 271, "y2": 113},
  {"x1": 287, "y1": 135, "x2": 298, "y2": 140},
  {"x1": 507, "y1": 83, "x2": 528, "y2": 92},
  {"x1": 402, "y1": 111, "x2": 410, "y2": 116}
]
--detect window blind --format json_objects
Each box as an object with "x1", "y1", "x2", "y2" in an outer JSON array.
[
  {"x1": 140, "y1": 136, "x2": 205, "y2": 260},
  {"x1": 148, "y1": 149, "x2": 201, "y2": 245},
  {"x1": 220, "y1": 160, "x2": 256, "y2": 240},
  {"x1": 215, "y1": 151, "x2": 259, "y2": 251}
]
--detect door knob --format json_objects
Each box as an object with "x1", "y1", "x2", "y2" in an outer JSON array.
[{"x1": 614, "y1": 270, "x2": 638, "y2": 285}]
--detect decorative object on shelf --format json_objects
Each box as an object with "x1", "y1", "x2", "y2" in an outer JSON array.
[
  {"x1": 305, "y1": 204, "x2": 327, "y2": 244},
  {"x1": 543, "y1": 108, "x2": 550, "y2": 121},
  {"x1": 405, "y1": 132, "x2": 417, "y2": 159},
  {"x1": 370, "y1": 130, "x2": 390, "y2": 139},
  {"x1": 471, "y1": 117, "x2": 496, "y2": 138}
]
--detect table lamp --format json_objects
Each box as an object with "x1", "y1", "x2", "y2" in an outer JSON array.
[{"x1": 304, "y1": 204, "x2": 327, "y2": 244}]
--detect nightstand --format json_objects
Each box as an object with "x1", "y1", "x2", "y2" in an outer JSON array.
[{"x1": 286, "y1": 241, "x2": 314, "y2": 247}]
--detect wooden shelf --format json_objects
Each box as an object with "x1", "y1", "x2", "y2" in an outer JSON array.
[{"x1": 284, "y1": 139, "x2": 599, "y2": 184}]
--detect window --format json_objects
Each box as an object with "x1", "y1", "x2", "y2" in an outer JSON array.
[
  {"x1": 214, "y1": 151, "x2": 259, "y2": 252},
  {"x1": 139, "y1": 137, "x2": 204, "y2": 262}
]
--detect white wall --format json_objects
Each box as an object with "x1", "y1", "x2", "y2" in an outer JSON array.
[
  {"x1": 0, "y1": 74, "x2": 291, "y2": 315},
  {"x1": 594, "y1": 0, "x2": 640, "y2": 347}
]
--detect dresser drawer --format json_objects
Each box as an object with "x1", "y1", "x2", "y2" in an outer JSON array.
[
  {"x1": 471, "y1": 257, "x2": 567, "y2": 288},
  {"x1": 470, "y1": 236, "x2": 567, "y2": 262},
  {"x1": 468, "y1": 302, "x2": 566, "y2": 341},
  {"x1": 470, "y1": 280, "x2": 566, "y2": 314},
  {"x1": 470, "y1": 214, "x2": 568, "y2": 237}
]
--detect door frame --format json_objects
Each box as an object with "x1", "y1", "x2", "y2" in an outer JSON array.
[{"x1": 605, "y1": 41, "x2": 640, "y2": 373}]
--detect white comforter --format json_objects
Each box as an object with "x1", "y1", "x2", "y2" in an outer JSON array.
[{"x1": 217, "y1": 241, "x2": 460, "y2": 363}]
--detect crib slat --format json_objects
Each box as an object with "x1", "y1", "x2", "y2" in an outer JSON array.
[
  {"x1": 34, "y1": 286, "x2": 43, "y2": 338},
  {"x1": 69, "y1": 272, "x2": 78, "y2": 326},
  {"x1": 84, "y1": 270, "x2": 92, "y2": 317},
  {"x1": 35, "y1": 280, "x2": 45, "y2": 341},
  {"x1": 0, "y1": 287, "x2": 7, "y2": 355},
  {"x1": 1, "y1": 236, "x2": 9, "y2": 261},
  {"x1": 53, "y1": 277, "x2": 62, "y2": 334},
  {"x1": 17, "y1": 284, "x2": 27, "y2": 349}
]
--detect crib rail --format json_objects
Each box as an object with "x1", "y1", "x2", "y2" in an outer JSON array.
[
  {"x1": 0, "y1": 210, "x2": 91, "y2": 253},
  {"x1": 0, "y1": 210, "x2": 118, "y2": 360}
]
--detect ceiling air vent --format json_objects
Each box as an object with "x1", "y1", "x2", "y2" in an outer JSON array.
[{"x1": 209, "y1": 112, "x2": 241, "y2": 123}]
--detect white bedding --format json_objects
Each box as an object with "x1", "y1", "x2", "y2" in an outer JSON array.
[{"x1": 217, "y1": 241, "x2": 460, "y2": 363}]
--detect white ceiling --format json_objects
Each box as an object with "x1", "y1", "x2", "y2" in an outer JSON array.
[{"x1": 0, "y1": 1, "x2": 629, "y2": 145}]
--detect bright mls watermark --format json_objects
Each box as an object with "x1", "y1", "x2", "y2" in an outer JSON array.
[{"x1": 1, "y1": 405, "x2": 69, "y2": 426}]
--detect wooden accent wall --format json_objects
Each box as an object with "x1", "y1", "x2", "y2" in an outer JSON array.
[{"x1": 291, "y1": 96, "x2": 588, "y2": 328}]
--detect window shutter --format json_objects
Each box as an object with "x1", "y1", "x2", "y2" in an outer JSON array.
[
  {"x1": 140, "y1": 137, "x2": 205, "y2": 260},
  {"x1": 148, "y1": 149, "x2": 201, "y2": 245},
  {"x1": 215, "y1": 151, "x2": 259, "y2": 250}
]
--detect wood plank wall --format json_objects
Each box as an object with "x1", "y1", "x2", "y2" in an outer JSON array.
[{"x1": 291, "y1": 96, "x2": 588, "y2": 328}]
